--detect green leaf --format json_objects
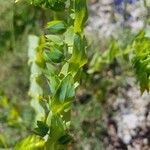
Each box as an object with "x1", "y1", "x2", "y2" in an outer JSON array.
[
  {"x1": 49, "y1": 114, "x2": 66, "y2": 141},
  {"x1": 47, "y1": 75, "x2": 60, "y2": 95},
  {"x1": 34, "y1": 121, "x2": 49, "y2": 137},
  {"x1": 132, "y1": 31, "x2": 150, "y2": 92},
  {"x1": 0, "y1": 134, "x2": 7, "y2": 148},
  {"x1": 44, "y1": 48, "x2": 64, "y2": 63},
  {"x1": 58, "y1": 134, "x2": 72, "y2": 145},
  {"x1": 74, "y1": 0, "x2": 88, "y2": 33},
  {"x1": 14, "y1": 135, "x2": 45, "y2": 150},
  {"x1": 69, "y1": 33, "x2": 87, "y2": 74},
  {"x1": 46, "y1": 20, "x2": 67, "y2": 34},
  {"x1": 44, "y1": 63, "x2": 57, "y2": 76},
  {"x1": 54, "y1": 74, "x2": 75, "y2": 103},
  {"x1": 64, "y1": 26, "x2": 74, "y2": 46},
  {"x1": 46, "y1": 35, "x2": 63, "y2": 46},
  {"x1": 48, "y1": 0, "x2": 66, "y2": 11},
  {"x1": 35, "y1": 51, "x2": 45, "y2": 68},
  {"x1": 108, "y1": 41, "x2": 119, "y2": 63},
  {"x1": 31, "y1": 0, "x2": 45, "y2": 6}
]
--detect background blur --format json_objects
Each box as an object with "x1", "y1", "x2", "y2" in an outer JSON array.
[{"x1": 0, "y1": 0, "x2": 150, "y2": 149}]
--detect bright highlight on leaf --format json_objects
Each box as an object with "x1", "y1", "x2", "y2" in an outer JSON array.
[
  {"x1": 46, "y1": 20, "x2": 67, "y2": 34},
  {"x1": 15, "y1": 0, "x2": 88, "y2": 149},
  {"x1": 132, "y1": 31, "x2": 150, "y2": 92},
  {"x1": 15, "y1": 0, "x2": 20, "y2": 2},
  {"x1": 14, "y1": 135, "x2": 45, "y2": 150}
]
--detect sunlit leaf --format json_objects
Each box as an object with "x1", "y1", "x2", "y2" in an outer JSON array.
[
  {"x1": 74, "y1": 0, "x2": 88, "y2": 33},
  {"x1": 44, "y1": 47, "x2": 64, "y2": 63},
  {"x1": 69, "y1": 33, "x2": 87, "y2": 74},
  {"x1": 46, "y1": 20, "x2": 67, "y2": 34},
  {"x1": 14, "y1": 135, "x2": 45, "y2": 150},
  {"x1": 132, "y1": 31, "x2": 150, "y2": 92},
  {"x1": 54, "y1": 74, "x2": 75, "y2": 103}
]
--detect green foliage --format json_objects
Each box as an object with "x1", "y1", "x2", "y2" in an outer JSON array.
[
  {"x1": 74, "y1": 0, "x2": 88, "y2": 33},
  {"x1": 34, "y1": 121, "x2": 49, "y2": 137},
  {"x1": 132, "y1": 31, "x2": 150, "y2": 92},
  {"x1": 30, "y1": 0, "x2": 67, "y2": 11},
  {"x1": 46, "y1": 20, "x2": 67, "y2": 34},
  {"x1": 3, "y1": 0, "x2": 150, "y2": 149},
  {"x1": 14, "y1": 135, "x2": 45, "y2": 150},
  {"x1": 69, "y1": 33, "x2": 87, "y2": 69},
  {"x1": 16, "y1": 0, "x2": 88, "y2": 149},
  {"x1": 88, "y1": 40, "x2": 121, "y2": 74}
]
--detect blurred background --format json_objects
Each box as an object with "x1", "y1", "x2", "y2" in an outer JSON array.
[{"x1": 0, "y1": 0, "x2": 150, "y2": 149}]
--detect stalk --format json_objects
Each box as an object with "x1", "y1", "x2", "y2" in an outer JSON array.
[{"x1": 15, "y1": 0, "x2": 88, "y2": 149}]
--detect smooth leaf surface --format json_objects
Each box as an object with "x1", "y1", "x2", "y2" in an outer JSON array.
[
  {"x1": 54, "y1": 74, "x2": 75, "y2": 103},
  {"x1": 74, "y1": 0, "x2": 88, "y2": 33},
  {"x1": 69, "y1": 33, "x2": 87, "y2": 74},
  {"x1": 46, "y1": 20, "x2": 67, "y2": 34},
  {"x1": 14, "y1": 135, "x2": 45, "y2": 150},
  {"x1": 34, "y1": 121, "x2": 49, "y2": 137}
]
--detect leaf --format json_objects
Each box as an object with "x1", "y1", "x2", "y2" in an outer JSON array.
[
  {"x1": 132, "y1": 31, "x2": 150, "y2": 92},
  {"x1": 74, "y1": 0, "x2": 88, "y2": 33},
  {"x1": 44, "y1": 63, "x2": 57, "y2": 76},
  {"x1": 48, "y1": 0, "x2": 66, "y2": 11},
  {"x1": 44, "y1": 48, "x2": 64, "y2": 63},
  {"x1": 108, "y1": 41, "x2": 119, "y2": 63},
  {"x1": 0, "y1": 134, "x2": 7, "y2": 148},
  {"x1": 54, "y1": 74, "x2": 75, "y2": 103},
  {"x1": 58, "y1": 134, "x2": 72, "y2": 145},
  {"x1": 47, "y1": 75, "x2": 60, "y2": 95},
  {"x1": 69, "y1": 33, "x2": 87, "y2": 74},
  {"x1": 35, "y1": 51, "x2": 45, "y2": 68},
  {"x1": 60, "y1": 63, "x2": 69, "y2": 76},
  {"x1": 34, "y1": 121, "x2": 49, "y2": 137},
  {"x1": 31, "y1": 0, "x2": 45, "y2": 6},
  {"x1": 46, "y1": 20, "x2": 67, "y2": 34},
  {"x1": 46, "y1": 35, "x2": 63, "y2": 46},
  {"x1": 64, "y1": 26, "x2": 74, "y2": 46},
  {"x1": 14, "y1": 135, "x2": 45, "y2": 150},
  {"x1": 49, "y1": 114, "x2": 66, "y2": 141},
  {"x1": 35, "y1": 36, "x2": 46, "y2": 68}
]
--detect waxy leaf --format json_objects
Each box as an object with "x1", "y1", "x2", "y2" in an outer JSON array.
[
  {"x1": 64, "y1": 26, "x2": 74, "y2": 46},
  {"x1": 31, "y1": 0, "x2": 45, "y2": 6},
  {"x1": 46, "y1": 35, "x2": 63, "y2": 46},
  {"x1": 74, "y1": 0, "x2": 88, "y2": 33},
  {"x1": 46, "y1": 20, "x2": 67, "y2": 34},
  {"x1": 47, "y1": 75, "x2": 60, "y2": 95},
  {"x1": 58, "y1": 134, "x2": 72, "y2": 145},
  {"x1": 48, "y1": 0, "x2": 66, "y2": 11},
  {"x1": 34, "y1": 121, "x2": 49, "y2": 137},
  {"x1": 49, "y1": 114, "x2": 65, "y2": 141},
  {"x1": 14, "y1": 135, "x2": 45, "y2": 150},
  {"x1": 132, "y1": 31, "x2": 150, "y2": 92},
  {"x1": 54, "y1": 74, "x2": 75, "y2": 103},
  {"x1": 44, "y1": 49, "x2": 64, "y2": 63},
  {"x1": 69, "y1": 33, "x2": 87, "y2": 74}
]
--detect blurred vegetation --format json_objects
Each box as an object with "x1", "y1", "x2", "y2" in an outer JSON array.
[{"x1": 0, "y1": 0, "x2": 150, "y2": 149}]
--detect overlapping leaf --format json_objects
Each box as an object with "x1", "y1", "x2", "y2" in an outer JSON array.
[
  {"x1": 132, "y1": 31, "x2": 150, "y2": 92},
  {"x1": 14, "y1": 135, "x2": 45, "y2": 150},
  {"x1": 46, "y1": 20, "x2": 67, "y2": 34},
  {"x1": 74, "y1": 0, "x2": 88, "y2": 33}
]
